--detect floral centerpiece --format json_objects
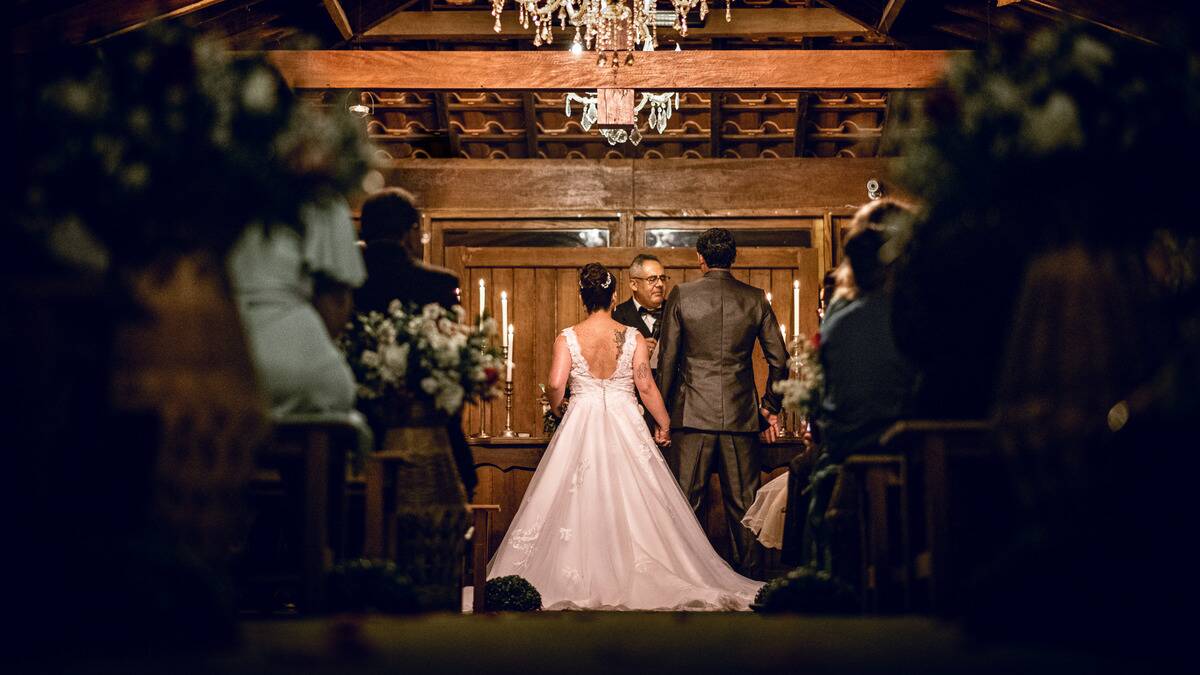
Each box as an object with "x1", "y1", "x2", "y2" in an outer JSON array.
[
  {"x1": 773, "y1": 332, "x2": 823, "y2": 420},
  {"x1": 340, "y1": 301, "x2": 504, "y2": 419}
]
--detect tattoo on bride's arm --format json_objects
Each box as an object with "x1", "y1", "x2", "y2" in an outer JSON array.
[{"x1": 635, "y1": 362, "x2": 651, "y2": 381}]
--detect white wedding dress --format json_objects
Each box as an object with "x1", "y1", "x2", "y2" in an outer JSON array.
[{"x1": 487, "y1": 326, "x2": 763, "y2": 610}]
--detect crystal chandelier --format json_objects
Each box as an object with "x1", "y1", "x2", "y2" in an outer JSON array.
[
  {"x1": 565, "y1": 91, "x2": 679, "y2": 145},
  {"x1": 490, "y1": 0, "x2": 732, "y2": 51}
]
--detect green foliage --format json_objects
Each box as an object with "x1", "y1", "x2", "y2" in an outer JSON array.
[
  {"x1": 326, "y1": 559, "x2": 419, "y2": 614},
  {"x1": 752, "y1": 566, "x2": 858, "y2": 615},
  {"x1": 15, "y1": 24, "x2": 374, "y2": 270},
  {"x1": 484, "y1": 575, "x2": 542, "y2": 612},
  {"x1": 889, "y1": 24, "x2": 1200, "y2": 252}
]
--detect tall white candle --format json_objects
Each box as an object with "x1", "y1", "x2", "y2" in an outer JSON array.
[
  {"x1": 478, "y1": 279, "x2": 486, "y2": 323},
  {"x1": 792, "y1": 280, "x2": 800, "y2": 337},
  {"x1": 506, "y1": 323, "x2": 515, "y2": 381},
  {"x1": 501, "y1": 291, "x2": 509, "y2": 347}
]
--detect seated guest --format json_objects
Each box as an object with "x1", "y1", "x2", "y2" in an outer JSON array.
[
  {"x1": 784, "y1": 199, "x2": 917, "y2": 573},
  {"x1": 353, "y1": 187, "x2": 476, "y2": 499},
  {"x1": 228, "y1": 198, "x2": 366, "y2": 415},
  {"x1": 355, "y1": 188, "x2": 458, "y2": 311},
  {"x1": 818, "y1": 200, "x2": 916, "y2": 461}
]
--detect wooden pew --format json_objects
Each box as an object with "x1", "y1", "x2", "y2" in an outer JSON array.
[
  {"x1": 467, "y1": 504, "x2": 501, "y2": 612},
  {"x1": 831, "y1": 453, "x2": 908, "y2": 612},
  {"x1": 252, "y1": 412, "x2": 373, "y2": 612},
  {"x1": 879, "y1": 420, "x2": 997, "y2": 616}
]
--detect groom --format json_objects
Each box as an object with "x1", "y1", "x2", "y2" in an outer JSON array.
[{"x1": 656, "y1": 228, "x2": 789, "y2": 577}]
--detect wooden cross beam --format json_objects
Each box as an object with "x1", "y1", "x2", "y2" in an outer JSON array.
[
  {"x1": 360, "y1": 9, "x2": 872, "y2": 43},
  {"x1": 265, "y1": 50, "x2": 956, "y2": 91}
]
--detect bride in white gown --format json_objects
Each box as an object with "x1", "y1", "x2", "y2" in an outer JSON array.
[{"x1": 487, "y1": 263, "x2": 764, "y2": 611}]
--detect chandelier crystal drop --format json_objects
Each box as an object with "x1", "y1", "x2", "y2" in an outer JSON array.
[
  {"x1": 565, "y1": 91, "x2": 680, "y2": 145},
  {"x1": 490, "y1": 0, "x2": 731, "y2": 51}
]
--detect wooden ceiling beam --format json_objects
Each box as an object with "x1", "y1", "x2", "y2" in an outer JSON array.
[
  {"x1": 361, "y1": 9, "x2": 871, "y2": 42},
  {"x1": 321, "y1": 0, "x2": 353, "y2": 41},
  {"x1": 265, "y1": 49, "x2": 956, "y2": 91}
]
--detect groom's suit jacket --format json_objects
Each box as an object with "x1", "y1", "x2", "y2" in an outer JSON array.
[{"x1": 656, "y1": 269, "x2": 789, "y2": 433}]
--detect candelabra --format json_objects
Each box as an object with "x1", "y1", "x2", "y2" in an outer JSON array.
[
  {"x1": 777, "y1": 337, "x2": 801, "y2": 439},
  {"x1": 500, "y1": 380, "x2": 517, "y2": 438},
  {"x1": 474, "y1": 400, "x2": 491, "y2": 439}
]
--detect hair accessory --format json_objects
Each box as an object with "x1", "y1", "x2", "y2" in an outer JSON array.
[{"x1": 579, "y1": 270, "x2": 614, "y2": 289}]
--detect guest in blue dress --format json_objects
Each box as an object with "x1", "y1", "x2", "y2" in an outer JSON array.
[{"x1": 228, "y1": 198, "x2": 366, "y2": 415}]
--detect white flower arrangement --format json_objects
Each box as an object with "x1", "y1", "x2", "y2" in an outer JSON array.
[
  {"x1": 773, "y1": 332, "x2": 824, "y2": 420},
  {"x1": 340, "y1": 300, "x2": 504, "y2": 416}
]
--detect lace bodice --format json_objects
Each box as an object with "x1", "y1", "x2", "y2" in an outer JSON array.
[{"x1": 563, "y1": 326, "x2": 637, "y2": 402}]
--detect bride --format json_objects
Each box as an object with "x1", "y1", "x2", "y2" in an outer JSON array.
[{"x1": 487, "y1": 263, "x2": 764, "y2": 610}]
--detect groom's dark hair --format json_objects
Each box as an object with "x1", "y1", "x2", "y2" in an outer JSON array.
[
  {"x1": 697, "y1": 228, "x2": 736, "y2": 268},
  {"x1": 359, "y1": 187, "x2": 420, "y2": 242}
]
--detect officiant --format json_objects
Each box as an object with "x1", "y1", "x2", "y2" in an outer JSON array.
[{"x1": 614, "y1": 254, "x2": 669, "y2": 427}]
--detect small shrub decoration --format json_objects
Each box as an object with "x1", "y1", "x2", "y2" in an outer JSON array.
[
  {"x1": 753, "y1": 567, "x2": 858, "y2": 615},
  {"x1": 326, "y1": 559, "x2": 419, "y2": 614},
  {"x1": 484, "y1": 575, "x2": 542, "y2": 612}
]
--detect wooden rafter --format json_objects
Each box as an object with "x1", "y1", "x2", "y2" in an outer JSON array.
[
  {"x1": 265, "y1": 50, "x2": 956, "y2": 91},
  {"x1": 521, "y1": 93, "x2": 539, "y2": 159},
  {"x1": 13, "y1": 0, "x2": 227, "y2": 49},
  {"x1": 793, "y1": 93, "x2": 810, "y2": 158},
  {"x1": 434, "y1": 93, "x2": 462, "y2": 158},
  {"x1": 1000, "y1": 0, "x2": 1159, "y2": 45},
  {"x1": 321, "y1": 0, "x2": 353, "y2": 41},
  {"x1": 878, "y1": 0, "x2": 909, "y2": 34},
  {"x1": 710, "y1": 93, "x2": 723, "y2": 159},
  {"x1": 361, "y1": 8, "x2": 871, "y2": 42}
]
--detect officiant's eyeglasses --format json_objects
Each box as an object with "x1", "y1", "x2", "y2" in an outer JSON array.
[{"x1": 631, "y1": 275, "x2": 670, "y2": 285}]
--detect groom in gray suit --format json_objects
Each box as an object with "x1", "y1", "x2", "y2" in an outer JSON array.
[{"x1": 656, "y1": 228, "x2": 790, "y2": 577}]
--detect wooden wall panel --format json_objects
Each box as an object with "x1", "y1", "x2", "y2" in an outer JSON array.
[
  {"x1": 377, "y1": 158, "x2": 900, "y2": 217},
  {"x1": 460, "y1": 247, "x2": 817, "y2": 440},
  {"x1": 631, "y1": 158, "x2": 897, "y2": 214}
]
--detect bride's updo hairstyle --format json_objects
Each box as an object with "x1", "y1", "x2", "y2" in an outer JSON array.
[{"x1": 579, "y1": 262, "x2": 616, "y2": 313}]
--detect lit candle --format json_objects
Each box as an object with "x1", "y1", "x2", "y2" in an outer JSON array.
[
  {"x1": 765, "y1": 291, "x2": 773, "y2": 305},
  {"x1": 501, "y1": 291, "x2": 509, "y2": 347},
  {"x1": 506, "y1": 323, "x2": 515, "y2": 382},
  {"x1": 478, "y1": 279, "x2": 486, "y2": 323},
  {"x1": 792, "y1": 280, "x2": 800, "y2": 337}
]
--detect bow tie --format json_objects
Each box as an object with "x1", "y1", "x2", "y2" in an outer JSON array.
[{"x1": 638, "y1": 306, "x2": 663, "y2": 320}]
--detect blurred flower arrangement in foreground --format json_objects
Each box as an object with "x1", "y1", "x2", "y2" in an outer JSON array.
[
  {"x1": 14, "y1": 24, "x2": 374, "y2": 272},
  {"x1": 340, "y1": 301, "x2": 505, "y2": 417}
]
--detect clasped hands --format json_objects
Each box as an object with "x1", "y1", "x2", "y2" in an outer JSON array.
[
  {"x1": 653, "y1": 425, "x2": 671, "y2": 447},
  {"x1": 759, "y1": 407, "x2": 781, "y2": 444}
]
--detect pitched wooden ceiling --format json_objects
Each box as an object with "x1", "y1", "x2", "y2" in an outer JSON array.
[{"x1": 10, "y1": 1, "x2": 1174, "y2": 160}]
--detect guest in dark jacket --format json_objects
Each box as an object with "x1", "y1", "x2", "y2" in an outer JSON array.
[
  {"x1": 354, "y1": 187, "x2": 476, "y2": 499},
  {"x1": 783, "y1": 199, "x2": 916, "y2": 572},
  {"x1": 817, "y1": 200, "x2": 916, "y2": 461}
]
